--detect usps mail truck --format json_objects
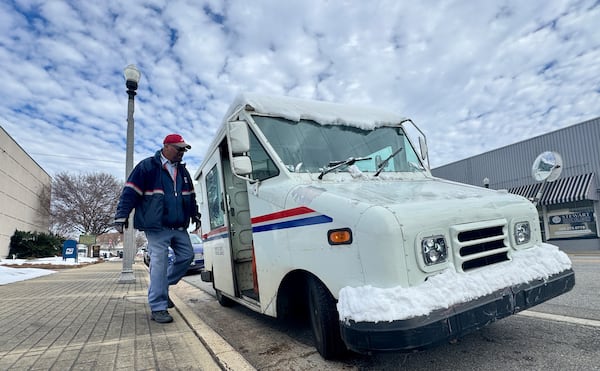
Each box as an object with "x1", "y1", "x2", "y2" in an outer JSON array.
[{"x1": 195, "y1": 93, "x2": 575, "y2": 359}]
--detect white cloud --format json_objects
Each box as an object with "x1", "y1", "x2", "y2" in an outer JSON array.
[{"x1": 0, "y1": 0, "x2": 598, "y2": 180}]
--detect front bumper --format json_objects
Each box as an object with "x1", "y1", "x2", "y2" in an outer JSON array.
[{"x1": 340, "y1": 268, "x2": 575, "y2": 354}]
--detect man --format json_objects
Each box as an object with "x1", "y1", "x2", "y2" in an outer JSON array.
[{"x1": 114, "y1": 133, "x2": 201, "y2": 323}]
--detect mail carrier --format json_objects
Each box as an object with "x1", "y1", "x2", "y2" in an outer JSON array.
[{"x1": 195, "y1": 93, "x2": 575, "y2": 359}]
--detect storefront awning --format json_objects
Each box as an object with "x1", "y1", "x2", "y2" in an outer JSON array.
[{"x1": 509, "y1": 173, "x2": 597, "y2": 205}]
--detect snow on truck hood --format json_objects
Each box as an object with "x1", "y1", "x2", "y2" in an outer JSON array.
[
  {"x1": 337, "y1": 243, "x2": 572, "y2": 323},
  {"x1": 293, "y1": 176, "x2": 528, "y2": 214}
]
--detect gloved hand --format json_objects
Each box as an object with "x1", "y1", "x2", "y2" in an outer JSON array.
[
  {"x1": 114, "y1": 218, "x2": 129, "y2": 233},
  {"x1": 192, "y1": 215, "x2": 201, "y2": 231}
]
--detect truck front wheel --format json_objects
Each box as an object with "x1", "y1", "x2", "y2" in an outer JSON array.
[
  {"x1": 308, "y1": 276, "x2": 347, "y2": 359},
  {"x1": 215, "y1": 288, "x2": 235, "y2": 307}
]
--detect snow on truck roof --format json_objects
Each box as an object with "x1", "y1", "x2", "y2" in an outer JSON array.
[{"x1": 227, "y1": 93, "x2": 408, "y2": 130}]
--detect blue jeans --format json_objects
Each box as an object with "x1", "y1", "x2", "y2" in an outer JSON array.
[{"x1": 145, "y1": 229, "x2": 193, "y2": 311}]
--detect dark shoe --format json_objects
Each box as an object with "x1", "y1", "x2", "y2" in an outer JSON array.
[
  {"x1": 151, "y1": 310, "x2": 173, "y2": 323},
  {"x1": 168, "y1": 297, "x2": 175, "y2": 308}
]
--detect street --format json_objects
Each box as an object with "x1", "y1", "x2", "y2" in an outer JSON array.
[{"x1": 174, "y1": 255, "x2": 600, "y2": 370}]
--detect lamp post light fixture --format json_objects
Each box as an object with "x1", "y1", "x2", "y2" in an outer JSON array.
[{"x1": 119, "y1": 64, "x2": 141, "y2": 284}]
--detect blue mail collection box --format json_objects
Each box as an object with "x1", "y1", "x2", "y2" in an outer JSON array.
[{"x1": 62, "y1": 240, "x2": 78, "y2": 262}]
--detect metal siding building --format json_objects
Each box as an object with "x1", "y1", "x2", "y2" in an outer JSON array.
[{"x1": 432, "y1": 117, "x2": 600, "y2": 252}]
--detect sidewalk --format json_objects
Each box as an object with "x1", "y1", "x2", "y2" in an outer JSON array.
[{"x1": 0, "y1": 261, "x2": 254, "y2": 371}]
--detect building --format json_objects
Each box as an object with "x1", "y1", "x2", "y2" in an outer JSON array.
[
  {"x1": 432, "y1": 117, "x2": 599, "y2": 252},
  {"x1": 0, "y1": 126, "x2": 51, "y2": 258}
]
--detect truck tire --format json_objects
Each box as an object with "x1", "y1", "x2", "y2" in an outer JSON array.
[
  {"x1": 308, "y1": 276, "x2": 347, "y2": 359},
  {"x1": 214, "y1": 286, "x2": 235, "y2": 307},
  {"x1": 211, "y1": 267, "x2": 235, "y2": 307}
]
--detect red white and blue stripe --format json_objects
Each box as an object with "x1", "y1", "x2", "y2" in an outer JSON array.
[
  {"x1": 203, "y1": 206, "x2": 332, "y2": 241},
  {"x1": 251, "y1": 206, "x2": 332, "y2": 233}
]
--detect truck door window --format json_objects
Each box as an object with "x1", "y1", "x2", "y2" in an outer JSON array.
[
  {"x1": 248, "y1": 128, "x2": 279, "y2": 181},
  {"x1": 205, "y1": 165, "x2": 224, "y2": 229}
]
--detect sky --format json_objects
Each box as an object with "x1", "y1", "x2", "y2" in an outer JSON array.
[{"x1": 0, "y1": 0, "x2": 599, "y2": 181}]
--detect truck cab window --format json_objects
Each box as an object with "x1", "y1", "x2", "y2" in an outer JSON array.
[
  {"x1": 205, "y1": 165, "x2": 224, "y2": 229},
  {"x1": 252, "y1": 115, "x2": 424, "y2": 175},
  {"x1": 248, "y1": 127, "x2": 279, "y2": 181}
]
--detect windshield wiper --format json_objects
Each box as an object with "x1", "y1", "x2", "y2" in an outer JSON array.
[
  {"x1": 374, "y1": 148, "x2": 403, "y2": 177},
  {"x1": 318, "y1": 157, "x2": 372, "y2": 180}
]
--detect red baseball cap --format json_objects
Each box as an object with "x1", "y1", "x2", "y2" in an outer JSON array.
[{"x1": 163, "y1": 134, "x2": 191, "y2": 149}]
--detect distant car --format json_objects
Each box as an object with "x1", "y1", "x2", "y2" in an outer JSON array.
[
  {"x1": 143, "y1": 233, "x2": 204, "y2": 274},
  {"x1": 187, "y1": 233, "x2": 205, "y2": 274}
]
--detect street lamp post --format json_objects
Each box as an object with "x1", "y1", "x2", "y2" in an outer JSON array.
[{"x1": 119, "y1": 64, "x2": 141, "y2": 284}]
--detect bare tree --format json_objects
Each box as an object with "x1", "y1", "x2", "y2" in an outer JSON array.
[
  {"x1": 51, "y1": 172, "x2": 123, "y2": 236},
  {"x1": 37, "y1": 183, "x2": 52, "y2": 227}
]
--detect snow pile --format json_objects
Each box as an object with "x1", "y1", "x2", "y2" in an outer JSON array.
[
  {"x1": 0, "y1": 266, "x2": 56, "y2": 285},
  {"x1": 0, "y1": 256, "x2": 101, "y2": 285},
  {"x1": 229, "y1": 92, "x2": 407, "y2": 130},
  {"x1": 337, "y1": 243, "x2": 571, "y2": 323},
  {"x1": 1, "y1": 256, "x2": 98, "y2": 266}
]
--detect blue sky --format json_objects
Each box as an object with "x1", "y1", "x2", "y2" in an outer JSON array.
[{"x1": 0, "y1": 0, "x2": 599, "y2": 180}]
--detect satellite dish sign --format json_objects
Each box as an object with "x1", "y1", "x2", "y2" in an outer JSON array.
[
  {"x1": 532, "y1": 151, "x2": 563, "y2": 182},
  {"x1": 530, "y1": 151, "x2": 563, "y2": 206}
]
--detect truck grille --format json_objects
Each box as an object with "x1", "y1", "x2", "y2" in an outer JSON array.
[{"x1": 451, "y1": 220, "x2": 510, "y2": 272}]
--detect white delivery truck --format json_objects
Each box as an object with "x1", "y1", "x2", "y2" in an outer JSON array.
[{"x1": 195, "y1": 93, "x2": 575, "y2": 359}]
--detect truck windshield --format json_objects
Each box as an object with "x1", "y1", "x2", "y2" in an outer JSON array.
[{"x1": 252, "y1": 116, "x2": 424, "y2": 175}]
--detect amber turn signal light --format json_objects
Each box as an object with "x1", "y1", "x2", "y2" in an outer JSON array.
[{"x1": 328, "y1": 228, "x2": 353, "y2": 245}]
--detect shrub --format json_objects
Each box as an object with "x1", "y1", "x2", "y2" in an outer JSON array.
[{"x1": 8, "y1": 230, "x2": 64, "y2": 259}]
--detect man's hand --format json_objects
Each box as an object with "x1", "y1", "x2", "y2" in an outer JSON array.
[
  {"x1": 114, "y1": 218, "x2": 129, "y2": 233},
  {"x1": 192, "y1": 215, "x2": 201, "y2": 231}
]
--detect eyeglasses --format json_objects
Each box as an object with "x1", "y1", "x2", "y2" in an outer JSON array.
[{"x1": 170, "y1": 145, "x2": 187, "y2": 153}]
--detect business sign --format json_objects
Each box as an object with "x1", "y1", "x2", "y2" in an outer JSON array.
[
  {"x1": 79, "y1": 234, "x2": 96, "y2": 245},
  {"x1": 547, "y1": 208, "x2": 596, "y2": 239}
]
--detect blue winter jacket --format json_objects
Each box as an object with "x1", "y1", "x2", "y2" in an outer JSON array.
[{"x1": 114, "y1": 150, "x2": 199, "y2": 231}]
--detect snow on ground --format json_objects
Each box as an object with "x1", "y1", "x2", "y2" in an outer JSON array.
[
  {"x1": 0, "y1": 256, "x2": 107, "y2": 285},
  {"x1": 337, "y1": 243, "x2": 572, "y2": 323},
  {"x1": 0, "y1": 266, "x2": 56, "y2": 285}
]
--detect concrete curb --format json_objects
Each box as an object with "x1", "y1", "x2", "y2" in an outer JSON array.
[
  {"x1": 140, "y1": 262, "x2": 255, "y2": 370},
  {"x1": 171, "y1": 282, "x2": 256, "y2": 371}
]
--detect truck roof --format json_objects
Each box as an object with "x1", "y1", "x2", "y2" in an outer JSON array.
[
  {"x1": 194, "y1": 93, "x2": 410, "y2": 179},
  {"x1": 226, "y1": 93, "x2": 408, "y2": 130}
]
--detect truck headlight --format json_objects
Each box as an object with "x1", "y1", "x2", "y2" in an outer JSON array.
[
  {"x1": 421, "y1": 236, "x2": 447, "y2": 265},
  {"x1": 514, "y1": 222, "x2": 531, "y2": 245}
]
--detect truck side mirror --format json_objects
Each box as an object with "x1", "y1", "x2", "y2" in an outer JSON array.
[
  {"x1": 230, "y1": 121, "x2": 250, "y2": 154},
  {"x1": 233, "y1": 156, "x2": 252, "y2": 175},
  {"x1": 401, "y1": 119, "x2": 429, "y2": 170},
  {"x1": 228, "y1": 120, "x2": 253, "y2": 177},
  {"x1": 418, "y1": 136, "x2": 428, "y2": 161}
]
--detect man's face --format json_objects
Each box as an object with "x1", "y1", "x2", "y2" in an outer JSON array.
[{"x1": 163, "y1": 144, "x2": 187, "y2": 162}]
